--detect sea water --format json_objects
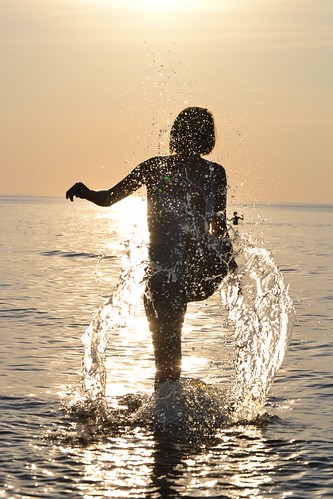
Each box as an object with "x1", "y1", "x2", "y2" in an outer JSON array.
[{"x1": 1, "y1": 196, "x2": 333, "y2": 497}]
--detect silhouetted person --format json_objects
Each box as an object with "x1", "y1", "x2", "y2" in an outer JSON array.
[
  {"x1": 230, "y1": 211, "x2": 244, "y2": 226},
  {"x1": 66, "y1": 107, "x2": 236, "y2": 389}
]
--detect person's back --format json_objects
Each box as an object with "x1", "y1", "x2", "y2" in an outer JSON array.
[{"x1": 143, "y1": 153, "x2": 225, "y2": 241}]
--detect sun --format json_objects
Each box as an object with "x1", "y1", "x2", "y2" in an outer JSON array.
[
  {"x1": 138, "y1": 0, "x2": 197, "y2": 8},
  {"x1": 113, "y1": 0, "x2": 200, "y2": 10},
  {"x1": 91, "y1": 0, "x2": 203, "y2": 14}
]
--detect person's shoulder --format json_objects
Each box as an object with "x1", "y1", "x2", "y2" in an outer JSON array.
[
  {"x1": 140, "y1": 155, "x2": 170, "y2": 169},
  {"x1": 136, "y1": 155, "x2": 171, "y2": 182},
  {"x1": 204, "y1": 159, "x2": 226, "y2": 176}
]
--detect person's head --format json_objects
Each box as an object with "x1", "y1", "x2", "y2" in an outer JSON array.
[
  {"x1": 169, "y1": 107, "x2": 216, "y2": 155},
  {"x1": 234, "y1": 211, "x2": 237, "y2": 216}
]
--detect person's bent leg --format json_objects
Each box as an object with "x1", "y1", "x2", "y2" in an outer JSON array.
[{"x1": 144, "y1": 280, "x2": 187, "y2": 389}]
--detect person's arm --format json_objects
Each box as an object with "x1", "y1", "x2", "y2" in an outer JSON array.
[
  {"x1": 66, "y1": 162, "x2": 147, "y2": 206},
  {"x1": 211, "y1": 168, "x2": 228, "y2": 238}
]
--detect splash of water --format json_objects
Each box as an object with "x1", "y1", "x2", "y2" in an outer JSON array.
[
  {"x1": 134, "y1": 378, "x2": 226, "y2": 440},
  {"x1": 221, "y1": 233, "x2": 295, "y2": 422},
  {"x1": 67, "y1": 231, "x2": 147, "y2": 420},
  {"x1": 69, "y1": 225, "x2": 294, "y2": 429}
]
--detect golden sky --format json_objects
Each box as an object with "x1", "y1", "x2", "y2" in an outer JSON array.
[{"x1": 1, "y1": 0, "x2": 332, "y2": 203}]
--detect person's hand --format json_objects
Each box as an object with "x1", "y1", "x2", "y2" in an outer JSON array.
[{"x1": 66, "y1": 182, "x2": 90, "y2": 202}]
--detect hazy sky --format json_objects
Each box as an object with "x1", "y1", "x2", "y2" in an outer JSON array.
[{"x1": 1, "y1": 0, "x2": 332, "y2": 203}]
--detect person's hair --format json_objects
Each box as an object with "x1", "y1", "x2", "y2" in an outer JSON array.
[{"x1": 169, "y1": 107, "x2": 216, "y2": 155}]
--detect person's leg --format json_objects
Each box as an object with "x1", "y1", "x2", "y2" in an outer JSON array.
[{"x1": 144, "y1": 280, "x2": 187, "y2": 389}]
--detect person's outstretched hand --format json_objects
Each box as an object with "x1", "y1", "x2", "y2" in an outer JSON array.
[{"x1": 66, "y1": 182, "x2": 90, "y2": 202}]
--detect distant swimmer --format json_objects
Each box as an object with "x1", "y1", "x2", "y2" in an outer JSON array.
[
  {"x1": 66, "y1": 107, "x2": 237, "y2": 389},
  {"x1": 229, "y1": 211, "x2": 244, "y2": 226}
]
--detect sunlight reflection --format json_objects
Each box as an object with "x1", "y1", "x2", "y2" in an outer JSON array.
[
  {"x1": 182, "y1": 355, "x2": 208, "y2": 374},
  {"x1": 218, "y1": 425, "x2": 275, "y2": 496},
  {"x1": 104, "y1": 195, "x2": 148, "y2": 240},
  {"x1": 71, "y1": 427, "x2": 280, "y2": 498},
  {"x1": 94, "y1": 195, "x2": 148, "y2": 255},
  {"x1": 64, "y1": 411, "x2": 286, "y2": 498},
  {"x1": 75, "y1": 435, "x2": 155, "y2": 498}
]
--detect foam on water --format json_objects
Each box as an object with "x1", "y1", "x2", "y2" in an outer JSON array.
[{"x1": 66, "y1": 225, "x2": 295, "y2": 437}]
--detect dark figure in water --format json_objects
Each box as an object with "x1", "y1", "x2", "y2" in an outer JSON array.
[
  {"x1": 230, "y1": 211, "x2": 244, "y2": 226},
  {"x1": 66, "y1": 107, "x2": 236, "y2": 389}
]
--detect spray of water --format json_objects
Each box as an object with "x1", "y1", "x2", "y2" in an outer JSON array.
[
  {"x1": 221, "y1": 233, "x2": 295, "y2": 422},
  {"x1": 67, "y1": 231, "x2": 147, "y2": 421},
  {"x1": 69, "y1": 225, "x2": 294, "y2": 430}
]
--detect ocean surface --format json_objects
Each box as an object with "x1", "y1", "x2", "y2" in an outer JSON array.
[{"x1": 1, "y1": 195, "x2": 333, "y2": 498}]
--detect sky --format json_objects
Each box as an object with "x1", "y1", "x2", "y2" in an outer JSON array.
[{"x1": 1, "y1": 0, "x2": 332, "y2": 204}]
